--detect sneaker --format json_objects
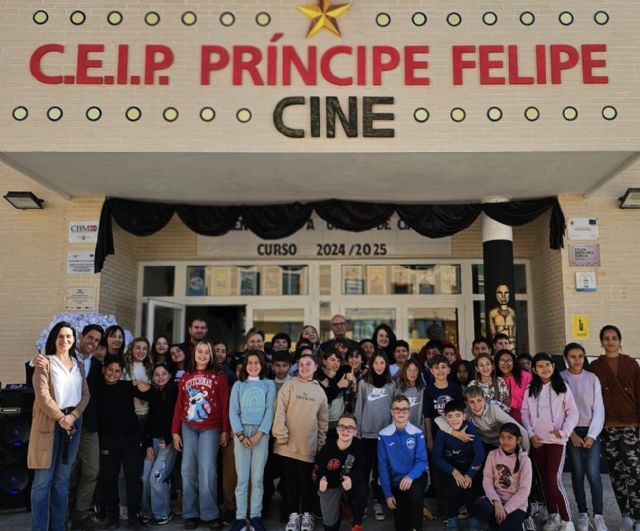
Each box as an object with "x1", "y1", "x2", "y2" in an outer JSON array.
[
  {"x1": 559, "y1": 522, "x2": 576, "y2": 530},
  {"x1": 120, "y1": 507, "x2": 129, "y2": 521},
  {"x1": 372, "y1": 501, "x2": 385, "y2": 521},
  {"x1": 153, "y1": 514, "x2": 173, "y2": 526},
  {"x1": 446, "y1": 517, "x2": 459, "y2": 530},
  {"x1": 183, "y1": 519, "x2": 199, "y2": 530},
  {"x1": 524, "y1": 516, "x2": 537, "y2": 531},
  {"x1": 285, "y1": 513, "x2": 301, "y2": 531},
  {"x1": 300, "y1": 512, "x2": 315, "y2": 531},
  {"x1": 351, "y1": 525, "x2": 363, "y2": 531},
  {"x1": 592, "y1": 515, "x2": 608, "y2": 531},
  {"x1": 205, "y1": 518, "x2": 223, "y2": 530},
  {"x1": 457, "y1": 506, "x2": 469, "y2": 519},
  {"x1": 469, "y1": 516, "x2": 482, "y2": 531},
  {"x1": 576, "y1": 513, "x2": 589, "y2": 531},
  {"x1": 543, "y1": 513, "x2": 561, "y2": 531},
  {"x1": 621, "y1": 516, "x2": 634, "y2": 531},
  {"x1": 228, "y1": 519, "x2": 246, "y2": 531},
  {"x1": 250, "y1": 517, "x2": 267, "y2": 531},
  {"x1": 141, "y1": 515, "x2": 152, "y2": 525}
]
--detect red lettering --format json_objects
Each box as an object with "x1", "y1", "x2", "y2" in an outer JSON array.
[
  {"x1": 581, "y1": 44, "x2": 608, "y2": 84},
  {"x1": 200, "y1": 45, "x2": 229, "y2": 85},
  {"x1": 452, "y1": 45, "x2": 476, "y2": 85},
  {"x1": 550, "y1": 44, "x2": 579, "y2": 84},
  {"x1": 356, "y1": 46, "x2": 366, "y2": 85},
  {"x1": 30, "y1": 43, "x2": 64, "y2": 84},
  {"x1": 372, "y1": 46, "x2": 400, "y2": 85},
  {"x1": 232, "y1": 45, "x2": 264, "y2": 85},
  {"x1": 282, "y1": 46, "x2": 317, "y2": 85},
  {"x1": 76, "y1": 44, "x2": 104, "y2": 84},
  {"x1": 117, "y1": 44, "x2": 129, "y2": 84},
  {"x1": 478, "y1": 45, "x2": 505, "y2": 85},
  {"x1": 320, "y1": 46, "x2": 352, "y2": 86},
  {"x1": 404, "y1": 46, "x2": 430, "y2": 86},
  {"x1": 507, "y1": 45, "x2": 534, "y2": 84},
  {"x1": 536, "y1": 44, "x2": 547, "y2": 84},
  {"x1": 144, "y1": 45, "x2": 173, "y2": 85}
]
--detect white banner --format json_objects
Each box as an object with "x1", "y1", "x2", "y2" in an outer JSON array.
[{"x1": 197, "y1": 214, "x2": 451, "y2": 259}]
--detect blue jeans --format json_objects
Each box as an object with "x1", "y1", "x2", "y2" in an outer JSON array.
[
  {"x1": 567, "y1": 426, "x2": 604, "y2": 515},
  {"x1": 234, "y1": 425, "x2": 269, "y2": 519},
  {"x1": 181, "y1": 424, "x2": 221, "y2": 520},
  {"x1": 142, "y1": 438, "x2": 177, "y2": 519},
  {"x1": 31, "y1": 419, "x2": 82, "y2": 531}
]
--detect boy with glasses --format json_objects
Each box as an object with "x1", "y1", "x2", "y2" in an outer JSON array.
[
  {"x1": 378, "y1": 395, "x2": 429, "y2": 531},
  {"x1": 314, "y1": 413, "x2": 366, "y2": 531}
]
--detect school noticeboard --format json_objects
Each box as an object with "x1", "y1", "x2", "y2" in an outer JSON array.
[{"x1": 196, "y1": 214, "x2": 451, "y2": 259}]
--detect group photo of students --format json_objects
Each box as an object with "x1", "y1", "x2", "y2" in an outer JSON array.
[{"x1": 25, "y1": 314, "x2": 640, "y2": 531}]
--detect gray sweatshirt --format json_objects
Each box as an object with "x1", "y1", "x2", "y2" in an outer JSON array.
[
  {"x1": 435, "y1": 401, "x2": 530, "y2": 451},
  {"x1": 354, "y1": 380, "x2": 395, "y2": 439},
  {"x1": 394, "y1": 382, "x2": 424, "y2": 429}
]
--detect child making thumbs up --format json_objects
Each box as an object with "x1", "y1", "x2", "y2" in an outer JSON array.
[{"x1": 313, "y1": 413, "x2": 367, "y2": 531}]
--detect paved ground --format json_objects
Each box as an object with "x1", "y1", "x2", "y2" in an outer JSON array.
[{"x1": 0, "y1": 473, "x2": 623, "y2": 530}]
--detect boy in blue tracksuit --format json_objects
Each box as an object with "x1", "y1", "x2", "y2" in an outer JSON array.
[
  {"x1": 377, "y1": 394, "x2": 429, "y2": 531},
  {"x1": 433, "y1": 399, "x2": 485, "y2": 531}
]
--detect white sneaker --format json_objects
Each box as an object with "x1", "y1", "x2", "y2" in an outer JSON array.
[
  {"x1": 285, "y1": 512, "x2": 301, "y2": 531},
  {"x1": 592, "y1": 514, "x2": 608, "y2": 531},
  {"x1": 621, "y1": 516, "x2": 634, "y2": 531},
  {"x1": 559, "y1": 522, "x2": 575, "y2": 530},
  {"x1": 119, "y1": 505, "x2": 128, "y2": 520},
  {"x1": 543, "y1": 513, "x2": 561, "y2": 531},
  {"x1": 576, "y1": 513, "x2": 589, "y2": 531},
  {"x1": 372, "y1": 501, "x2": 385, "y2": 521},
  {"x1": 300, "y1": 512, "x2": 315, "y2": 531},
  {"x1": 457, "y1": 505, "x2": 469, "y2": 519}
]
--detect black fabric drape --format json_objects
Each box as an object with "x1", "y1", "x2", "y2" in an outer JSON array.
[{"x1": 94, "y1": 197, "x2": 565, "y2": 273}]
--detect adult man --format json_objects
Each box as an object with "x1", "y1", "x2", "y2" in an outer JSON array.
[
  {"x1": 471, "y1": 337, "x2": 492, "y2": 359},
  {"x1": 29, "y1": 324, "x2": 105, "y2": 529},
  {"x1": 488, "y1": 285, "x2": 516, "y2": 350},
  {"x1": 320, "y1": 314, "x2": 358, "y2": 353},
  {"x1": 178, "y1": 317, "x2": 209, "y2": 357}
]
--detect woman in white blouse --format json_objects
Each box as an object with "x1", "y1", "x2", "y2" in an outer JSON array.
[{"x1": 28, "y1": 321, "x2": 89, "y2": 531}]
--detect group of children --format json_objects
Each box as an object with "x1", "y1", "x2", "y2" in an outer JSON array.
[{"x1": 31, "y1": 321, "x2": 640, "y2": 531}]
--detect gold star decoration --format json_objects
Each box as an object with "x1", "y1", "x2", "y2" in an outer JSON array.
[{"x1": 297, "y1": 0, "x2": 351, "y2": 38}]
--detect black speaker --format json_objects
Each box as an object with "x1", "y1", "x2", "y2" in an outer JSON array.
[{"x1": 0, "y1": 386, "x2": 34, "y2": 510}]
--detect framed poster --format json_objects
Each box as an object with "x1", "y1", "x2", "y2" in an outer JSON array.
[
  {"x1": 211, "y1": 266, "x2": 232, "y2": 296},
  {"x1": 343, "y1": 265, "x2": 364, "y2": 295},
  {"x1": 262, "y1": 266, "x2": 282, "y2": 296},
  {"x1": 239, "y1": 267, "x2": 259, "y2": 295},
  {"x1": 367, "y1": 265, "x2": 387, "y2": 295},
  {"x1": 187, "y1": 266, "x2": 206, "y2": 295},
  {"x1": 391, "y1": 265, "x2": 412, "y2": 294}
]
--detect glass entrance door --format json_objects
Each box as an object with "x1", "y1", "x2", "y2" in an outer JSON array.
[{"x1": 146, "y1": 299, "x2": 186, "y2": 344}]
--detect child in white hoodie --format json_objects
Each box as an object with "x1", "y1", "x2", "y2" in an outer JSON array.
[
  {"x1": 473, "y1": 422, "x2": 532, "y2": 531},
  {"x1": 521, "y1": 353, "x2": 579, "y2": 531}
]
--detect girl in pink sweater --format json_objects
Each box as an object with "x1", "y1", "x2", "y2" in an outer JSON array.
[
  {"x1": 495, "y1": 349, "x2": 532, "y2": 424},
  {"x1": 473, "y1": 423, "x2": 532, "y2": 530},
  {"x1": 521, "y1": 352, "x2": 579, "y2": 531}
]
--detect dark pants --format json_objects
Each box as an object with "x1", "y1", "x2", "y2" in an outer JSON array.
[
  {"x1": 473, "y1": 497, "x2": 526, "y2": 530},
  {"x1": 99, "y1": 435, "x2": 144, "y2": 520},
  {"x1": 391, "y1": 472, "x2": 428, "y2": 531},
  {"x1": 443, "y1": 466, "x2": 481, "y2": 517},
  {"x1": 318, "y1": 480, "x2": 367, "y2": 526},
  {"x1": 531, "y1": 443, "x2": 571, "y2": 521},
  {"x1": 362, "y1": 437, "x2": 384, "y2": 502},
  {"x1": 281, "y1": 456, "x2": 315, "y2": 515}
]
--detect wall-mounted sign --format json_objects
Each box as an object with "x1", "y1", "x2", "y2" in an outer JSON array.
[
  {"x1": 567, "y1": 218, "x2": 599, "y2": 240},
  {"x1": 197, "y1": 213, "x2": 451, "y2": 259},
  {"x1": 68, "y1": 220, "x2": 99, "y2": 243},
  {"x1": 576, "y1": 271, "x2": 597, "y2": 292},
  {"x1": 569, "y1": 244, "x2": 600, "y2": 267},
  {"x1": 64, "y1": 287, "x2": 97, "y2": 311},
  {"x1": 67, "y1": 251, "x2": 95, "y2": 274},
  {"x1": 572, "y1": 314, "x2": 589, "y2": 339}
]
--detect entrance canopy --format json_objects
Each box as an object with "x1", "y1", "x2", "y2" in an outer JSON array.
[{"x1": 1, "y1": 151, "x2": 636, "y2": 204}]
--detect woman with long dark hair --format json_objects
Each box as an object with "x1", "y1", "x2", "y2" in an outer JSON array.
[
  {"x1": 104, "y1": 324, "x2": 126, "y2": 357},
  {"x1": 28, "y1": 321, "x2": 90, "y2": 531},
  {"x1": 371, "y1": 324, "x2": 397, "y2": 364}
]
